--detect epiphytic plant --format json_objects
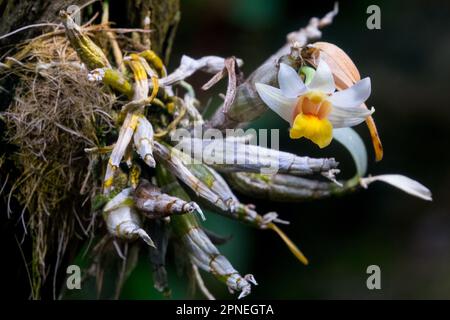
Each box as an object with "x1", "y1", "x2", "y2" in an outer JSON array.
[{"x1": 0, "y1": 3, "x2": 431, "y2": 299}]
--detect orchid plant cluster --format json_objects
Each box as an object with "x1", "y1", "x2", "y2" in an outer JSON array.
[{"x1": 55, "y1": 7, "x2": 431, "y2": 300}]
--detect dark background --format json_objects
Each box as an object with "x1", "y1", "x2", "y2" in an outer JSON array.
[
  {"x1": 3, "y1": 0, "x2": 450, "y2": 299},
  {"x1": 159, "y1": 0, "x2": 450, "y2": 299}
]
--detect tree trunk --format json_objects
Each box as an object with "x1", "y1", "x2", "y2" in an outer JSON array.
[
  {"x1": 0, "y1": 0, "x2": 180, "y2": 59},
  {"x1": 0, "y1": 0, "x2": 180, "y2": 300}
]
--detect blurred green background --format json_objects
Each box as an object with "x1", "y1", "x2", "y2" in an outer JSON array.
[
  {"x1": 5, "y1": 0, "x2": 450, "y2": 299},
  {"x1": 116, "y1": 0, "x2": 450, "y2": 299}
]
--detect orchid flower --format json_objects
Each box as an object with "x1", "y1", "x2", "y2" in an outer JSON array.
[{"x1": 255, "y1": 60, "x2": 374, "y2": 148}]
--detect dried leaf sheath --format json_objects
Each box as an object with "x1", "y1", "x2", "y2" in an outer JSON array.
[
  {"x1": 103, "y1": 55, "x2": 152, "y2": 194},
  {"x1": 175, "y1": 138, "x2": 339, "y2": 176},
  {"x1": 154, "y1": 143, "x2": 309, "y2": 265},
  {"x1": 103, "y1": 188, "x2": 155, "y2": 247},
  {"x1": 153, "y1": 141, "x2": 228, "y2": 211},
  {"x1": 154, "y1": 141, "x2": 271, "y2": 226},
  {"x1": 133, "y1": 116, "x2": 156, "y2": 168},
  {"x1": 156, "y1": 167, "x2": 255, "y2": 299},
  {"x1": 183, "y1": 163, "x2": 265, "y2": 226},
  {"x1": 134, "y1": 179, "x2": 204, "y2": 220},
  {"x1": 180, "y1": 224, "x2": 256, "y2": 299},
  {"x1": 227, "y1": 172, "x2": 360, "y2": 202},
  {"x1": 103, "y1": 113, "x2": 141, "y2": 194}
]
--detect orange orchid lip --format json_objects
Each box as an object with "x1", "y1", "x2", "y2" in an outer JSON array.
[{"x1": 293, "y1": 91, "x2": 332, "y2": 121}]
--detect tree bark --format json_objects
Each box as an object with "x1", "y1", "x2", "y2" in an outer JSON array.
[
  {"x1": 0, "y1": 0, "x2": 180, "y2": 300},
  {"x1": 0, "y1": 0, "x2": 180, "y2": 60}
]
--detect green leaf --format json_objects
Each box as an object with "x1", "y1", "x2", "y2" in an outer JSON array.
[{"x1": 333, "y1": 127, "x2": 368, "y2": 177}]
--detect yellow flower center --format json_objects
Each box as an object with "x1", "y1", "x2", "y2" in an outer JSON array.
[{"x1": 289, "y1": 91, "x2": 333, "y2": 148}]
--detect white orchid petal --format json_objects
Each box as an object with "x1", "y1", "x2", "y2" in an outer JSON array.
[
  {"x1": 307, "y1": 59, "x2": 335, "y2": 94},
  {"x1": 360, "y1": 174, "x2": 432, "y2": 201},
  {"x1": 255, "y1": 83, "x2": 296, "y2": 124},
  {"x1": 328, "y1": 106, "x2": 374, "y2": 128},
  {"x1": 329, "y1": 78, "x2": 371, "y2": 108},
  {"x1": 278, "y1": 63, "x2": 307, "y2": 98}
]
